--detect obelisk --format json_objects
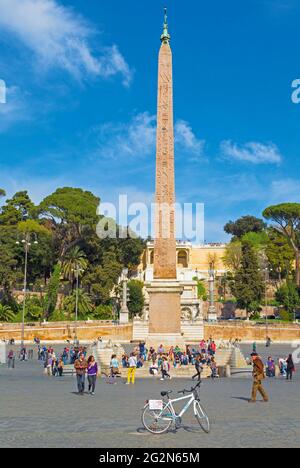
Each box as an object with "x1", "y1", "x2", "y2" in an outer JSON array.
[{"x1": 146, "y1": 9, "x2": 184, "y2": 348}]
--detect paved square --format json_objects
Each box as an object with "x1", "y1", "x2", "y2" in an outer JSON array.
[{"x1": 0, "y1": 344, "x2": 299, "y2": 448}]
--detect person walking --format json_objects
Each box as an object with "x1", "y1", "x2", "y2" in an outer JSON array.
[
  {"x1": 87, "y1": 355, "x2": 98, "y2": 395},
  {"x1": 74, "y1": 353, "x2": 88, "y2": 395},
  {"x1": 7, "y1": 350, "x2": 15, "y2": 369},
  {"x1": 126, "y1": 353, "x2": 137, "y2": 385},
  {"x1": 192, "y1": 355, "x2": 203, "y2": 381},
  {"x1": 160, "y1": 356, "x2": 171, "y2": 381},
  {"x1": 249, "y1": 353, "x2": 269, "y2": 403},
  {"x1": 286, "y1": 354, "x2": 295, "y2": 381}
]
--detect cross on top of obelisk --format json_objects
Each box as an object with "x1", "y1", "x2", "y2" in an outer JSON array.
[{"x1": 161, "y1": 7, "x2": 171, "y2": 44}]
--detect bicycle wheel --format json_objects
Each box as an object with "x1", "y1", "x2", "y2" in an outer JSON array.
[
  {"x1": 194, "y1": 401, "x2": 210, "y2": 433},
  {"x1": 142, "y1": 403, "x2": 173, "y2": 434}
]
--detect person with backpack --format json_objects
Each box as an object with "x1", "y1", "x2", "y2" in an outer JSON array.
[{"x1": 160, "y1": 356, "x2": 171, "y2": 381}]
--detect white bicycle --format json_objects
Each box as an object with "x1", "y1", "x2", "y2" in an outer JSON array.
[{"x1": 142, "y1": 380, "x2": 210, "y2": 434}]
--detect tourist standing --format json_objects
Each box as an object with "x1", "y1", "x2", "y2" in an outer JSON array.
[
  {"x1": 286, "y1": 354, "x2": 295, "y2": 381},
  {"x1": 266, "y1": 357, "x2": 275, "y2": 378},
  {"x1": 87, "y1": 355, "x2": 98, "y2": 395},
  {"x1": 57, "y1": 358, "x2": 64, "y2": 377},
  {"x1": 74, "y1": 353, "x2": 88, "y2": 395},
  {"x1": 110, "y1": 354, "x2": 120, "y2": 378},
  {"x1": 249, "y1": 353, "x2": 269, "y2": 403},
  {"x1": 126, "y1": 353, "x2": 137, "y2": 385},
  {"x1": 7, "y1": 350, "x2": 15, "y2": 369}
]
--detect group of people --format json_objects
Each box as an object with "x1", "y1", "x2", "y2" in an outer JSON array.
[
  {"x1": 6, "y1": 347, "x2": 34, "y2": 367},
  {"x1": 261, "y1": 354, "x2": 296, "y2": 380},
  {"x1": 278, "y1": 355, "x2": 296, "y2": 380},
  {"x1": 117, "y1": 339, "x2": 218, "y2": 383}
]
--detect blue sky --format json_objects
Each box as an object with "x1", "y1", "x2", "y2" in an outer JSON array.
[{"x1": 0, "y1": 0, "x2": 300, "y2": 242}]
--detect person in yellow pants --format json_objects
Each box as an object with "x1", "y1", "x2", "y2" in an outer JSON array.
[{"x1": 126, "y1": 353, "x2": 137, "y2": 384}]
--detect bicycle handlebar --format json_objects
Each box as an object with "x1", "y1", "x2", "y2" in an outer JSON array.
[{"x1": 178, "y1": 380, "x2": 201, "y2": 395}]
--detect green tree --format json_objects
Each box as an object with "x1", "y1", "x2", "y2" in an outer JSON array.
[
  {"x1": 224, "y1": 215, "x2": 266, "y2": 239},
  {"x1": 266, "y1": 229, "x2": 294, "y2": 280},
  {"x1": 83, "y1": 250, "x2": 122, "y2": 305},
  {"x1": 231, "y1": 241, "x2": 265, "y2": 316},
  {"x1": 193, "y1": 278, "x2": 208, "y2": 301},
  {"x1": 222, "y1": 241, "x2": 242, "y2": 271},
  {"x1": 63, "y1": 290, "x2": 93, "y2": 319},
  {"x1": 61, "y1": 246, "x2": 88, "y2": 286},
  {"x1": 93, "y1": 304, "x2": 113, "y2": 320},
  {"x1": 275, "y1": 282, "x2": 300, "y2": 319},
  {"x1": 128, "y1": 280, "x2": 144, "y2": 318},
  {"x1": 39, "y1": 187, "x2": 100, "y2": 258},
  {"x1": 263, "y1": 203, "x2": 300, "y2": 286},
  {"x1": 0, "y1": 226, "x2": 19, "y2": 303},
  {"x1": 44, "y1": 264, "x2": 61, "y2": 319},
  {"x1": 24, "y1": 296, "x2": 44, "y2": 322},
  {"x1": 0, "y1": 304, "x2": 15, "y2": 322},
  {"x1": 0, "y1": 191, "x2": 36, "y2": 225}
]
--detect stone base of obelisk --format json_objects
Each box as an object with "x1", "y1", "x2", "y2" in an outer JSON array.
[{"x1": 145, "y1": 280, "x2": 186, "y2": 349}]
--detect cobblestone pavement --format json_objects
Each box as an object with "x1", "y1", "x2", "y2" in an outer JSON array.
[{"x1": 0, "y1": 344, "x2": 299, "y2": 448}]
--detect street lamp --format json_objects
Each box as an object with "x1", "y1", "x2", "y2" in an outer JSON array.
[
  {"x1": 16, "y1": 233, "x2": 38, "y2": 350},
  {"x1": 259, "y1": 267, "x2": 273, "y2": 341},
  {"x1": 119, "y1": 268, "x2": 129, "y2": 324},
  {"x1": 72, "y1": 266, "x2": 84, "y2": 345},
  {"x1": 208, "y1": 268, "x2": 217, "y2": 321}
]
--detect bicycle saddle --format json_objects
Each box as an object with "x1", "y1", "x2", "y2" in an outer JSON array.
[{"x1": 161, "y1": 391, "x2": 172, "y2": 397}]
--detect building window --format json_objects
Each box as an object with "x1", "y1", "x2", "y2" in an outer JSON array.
[{"x1": 177, "y1": 250, "x2": 188, "y2": 268}]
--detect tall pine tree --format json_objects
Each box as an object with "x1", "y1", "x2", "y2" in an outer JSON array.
[{"x1": 231, "y1": 241, "x2": 265, "y2": 316}]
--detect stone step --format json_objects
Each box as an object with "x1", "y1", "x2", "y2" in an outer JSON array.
[{"x1": 116, "y1": 364, "x2": 213, "y2": 379}]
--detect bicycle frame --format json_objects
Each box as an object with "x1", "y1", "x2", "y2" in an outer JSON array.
[{"x1": 161, "y1": 393, "x2": 197, "y2": 421}]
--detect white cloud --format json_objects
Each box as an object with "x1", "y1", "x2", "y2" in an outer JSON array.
[
  {"x1": 0, "y1": 0, "x2": 132, "y2": 85},
  {"x1": 175, "y1": 120, "x2": 205, "y2": 160},
  {"x1": 92, "y1": 112, "x2": 205, "y2": 161},
  {"x1": 92, "y1": 112, "x2": 156, "y2": 160},
  {"x1": 220, "y1": 140, "x2": 282, "y2": 164},
  {"x1": 0, "y1": 86, "x2": 30, "y2": 131}
]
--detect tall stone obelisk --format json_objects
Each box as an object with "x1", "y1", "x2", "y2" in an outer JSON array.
[{"x1": 146, "y1": 9, "x2": 184, "y2": 348}]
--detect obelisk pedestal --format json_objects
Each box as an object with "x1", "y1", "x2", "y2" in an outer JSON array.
[{"x1": 146, "y1": 280, "x2": 185, "y2": 349}]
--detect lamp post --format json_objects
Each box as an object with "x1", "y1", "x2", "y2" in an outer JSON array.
[
  {"x1": 72, "y1": 266, "x2": 84, "y2": 345},
  {"x1": 260, "y1": 267, "x2": 273, "y2": 341},
  {"x1": 16, "y1": 233, "x2": 38, "y2": 350},
  {"x1": 119, "y1": 268, "x2": 129, "y2": 324},
  {"x1": 208, "y1": 268, "x2": 217, "y2": 322}
]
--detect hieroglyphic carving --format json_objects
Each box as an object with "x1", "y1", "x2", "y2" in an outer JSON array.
[{"x1": 153, "y1": 41, "x2": 177, "y2": 279}]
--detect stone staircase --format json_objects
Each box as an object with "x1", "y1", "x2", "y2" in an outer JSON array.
[
  {"x1": 132, "y1": 321, "x2": 149, "y2": 342},
  {"x1": 181, "y1": 322, "x2": 204, "y2": 343},
  {"x1": 132, "y1": 320, "x2": 204, "y2": 344},
  {"x1": 118, "y1": 362, "x2": 212, "y2": 379}
]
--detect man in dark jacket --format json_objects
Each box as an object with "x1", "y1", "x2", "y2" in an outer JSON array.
[{"x1": 249, "y1": 352, "x2": 269, "y2": 403}]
